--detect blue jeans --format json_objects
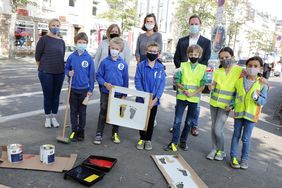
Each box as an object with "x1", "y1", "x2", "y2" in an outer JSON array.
[
  {"x1": 230, "y1": 118, "x2": 255, "y2": 162},
  {"x1": 192, "y1": 103, "x2": 200, "y2": 128},
  {"x1": 172, "y1": 99, "x2": 198, "y2": 144},
  {"x1": 38, "y1": 71, "x2": 65, "y2": 115}
]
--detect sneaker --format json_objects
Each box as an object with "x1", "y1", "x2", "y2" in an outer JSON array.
[
  {"x1": 93, "y1": 135, "x2": 102, "y2": 145},
  {"x1": 112, "y1": 133, "x2": 120, "y2": 144},
  {"x1": 144, "y1": 141, "x2": 152, "y2": 150},
  {"x1": 240, "y1": 161, "x2": 248, "y2": 169},
  {"x1": 230, "y1": 157, "x2": 240, "y2": 169},
  {"x1": 136, "y1": 140, "x2": 144, "y2": 150},
  {"x1": 45, "y1": 118, "x2": 51, "y2": 128},
  {"x1": 51, "y1": 117, "x2": 60, "y2": 128},
  {"x1": 206, "y1": 149, "x2": 217, "y2": 160},
  {"x1": 154, "y1": 120, "x2": 157, "y2": 127},
  {"x1": 70, "y1": 131, "x2": 78, "y2": 142},
  {"x1": 179, "y1": 142, "x2": 188, "y2": 151},
  {"x1": 77, "y1": 130, "x2": 85, "y2": 141},
  {"x1": 163, "y1": 143, "x2": 177, "y2": 152},
  {"x1": 214, "y1": 150, "x2": 226, "y2": 161}
]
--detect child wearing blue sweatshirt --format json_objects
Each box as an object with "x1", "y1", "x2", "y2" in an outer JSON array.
[
  {"x1": 65, "y1": 32, "x2": 95, "y2": 141},
  {"x1": 93, "y1": 37, "x2": 129, "y2": 145},
  {"x1": 135, "y1": 42, "x2": 166, "y2": 150}
]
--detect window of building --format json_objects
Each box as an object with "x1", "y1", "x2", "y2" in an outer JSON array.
[
  {"x1": 69, "y1": 0, "x2": 75, "y2": 7},
  {"x1": 92, "y1": 1, "x2": 98, "y2": 16}
]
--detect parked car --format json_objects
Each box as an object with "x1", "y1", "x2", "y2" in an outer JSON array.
[
  {"x1": 237, "y1": 59, "x2": 247, "y2": 68},
  {"x1": 159, "y1": 52, "x2": 174, "y2": 63}
]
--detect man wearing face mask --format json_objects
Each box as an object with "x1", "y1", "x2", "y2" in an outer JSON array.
[{"x1": 171, "y1": 15, "x2": 211, "y2": 136}]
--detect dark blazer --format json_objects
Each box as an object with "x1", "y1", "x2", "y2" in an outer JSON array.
[{"x1": 173, "y1": 35, "x2": 211, "y2": 68}]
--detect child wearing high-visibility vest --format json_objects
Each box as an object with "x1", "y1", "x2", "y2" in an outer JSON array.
[
  {"x1": 164, "y1": 44, "x2": 207, "y2": 151},
  {"x1": 230, "y1": 56, "x2": 268, "y2": 169},
  {"x1": 206, "y1": 47, "x2": 243, "y2": 161}
]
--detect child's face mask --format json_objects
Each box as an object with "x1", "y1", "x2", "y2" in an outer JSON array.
[{"x1": 246, "y1": 67, "x2": 260, "y2": 76}]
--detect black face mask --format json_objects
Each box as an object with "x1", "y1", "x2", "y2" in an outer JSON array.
[
  {"x1": 110, "y1": 33, "x2": 119, "y2": 39},
  {"x1": 147, "y1": 52, "x2": 158, "y2": 61},
  {"x1": 189, "y1": 57, "x2": 199, "y2": 64}
]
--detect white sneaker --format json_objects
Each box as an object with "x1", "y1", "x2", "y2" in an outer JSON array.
[
  {"x1": 206, "y1": 149, "x2": 217, "y2": 160},
  {"x1": 45, "y1": 118, "x2": 51, "y2": 128},
  {"x1": 51, "y1": 117, "x2": 60, "y2": 128}
]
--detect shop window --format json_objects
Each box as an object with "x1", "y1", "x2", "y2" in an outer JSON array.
[
  {"x1": 69, "y1": 0, "x2": 75, "y2": 7},
  {"x1": 15, "y1": 20, "x2": 34, "y2": 48}
]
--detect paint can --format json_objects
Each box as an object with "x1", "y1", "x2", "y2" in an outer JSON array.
[
  {"x1": 40, "y1": 144, "x2": 55, "y2": 164},
  {"x1": 7, "y1": 144, "x2": 23, "y2": 163}
]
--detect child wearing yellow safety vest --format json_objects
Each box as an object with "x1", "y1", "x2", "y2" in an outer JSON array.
[
  {"x1": 164, "y1": 44, "x2": 206, "y2": 151},
  {"x1": 230, "y1": 56, "x2": 268, "y2": 169},
  {"x1": 206, "y1": 47, "x2": 243, "y2": 161}
]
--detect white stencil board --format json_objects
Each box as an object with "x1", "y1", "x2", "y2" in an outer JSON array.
[
  {"x1": 106, "y1": 86, "x2": 152, "y2": 131},
  {"x1": 151, "y1": 154, "x2": 208, "y2": 188}
]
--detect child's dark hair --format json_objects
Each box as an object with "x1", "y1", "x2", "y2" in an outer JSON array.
[
  {"x1": 74, "y1": 32, "x2": 88, "y2": 43},
  {"x1": 246, "y1": 56, "x2": 263, "y2": 67},
  {"x1": 218, "y1": 47, "x2": 234, "y2": 57}
]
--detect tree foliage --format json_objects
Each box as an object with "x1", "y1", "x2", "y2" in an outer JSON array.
[
  {"x1": 246, "y1": 29, "x2": 274, "y2": 54},
  {"x1": 99, "y1": 0, "x2": 138, "y2": 33},
  {"x1": 174, "y1": 0, "x2": 217, "y2": 37}
]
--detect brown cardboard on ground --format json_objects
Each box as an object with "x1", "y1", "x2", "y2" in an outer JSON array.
[
  {"x1": 0, "y1": 184, "x2": 10, "y2": 188},
  {"x1": 0, "y1": 146, "x2": 77, "y2": 172},
  {"x1": 151, "y1": 154, "x2": 208, "y2": 188}
]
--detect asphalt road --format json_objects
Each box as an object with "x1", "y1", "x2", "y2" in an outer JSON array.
[{"x1": 0, "y1": 58, "x2": 281, "y2": 188}]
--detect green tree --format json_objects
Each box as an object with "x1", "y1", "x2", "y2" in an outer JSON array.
[
  {"x1": 224, "y1": 0, "x2": 251, "y2": 47},
  {"x1": 9, "y1": 0, "x2": 37, "y2": 59},
  {"x1": 246, "y1": 29, "x2": 274, "y2": 55},
  {"x1": 174, "y1": 0, "x2": 217, "y2": 37},
  {"x1": 99, "y1": 0, "x2": 138, "y2": 33}
]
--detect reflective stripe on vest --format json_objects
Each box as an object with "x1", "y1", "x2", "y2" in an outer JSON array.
[
  {"x1": 234, "y1": 77, "x2": 263, "y2": 122},
  {"x1": 177, "y1": 63, "x2": 206, "y2": 103},
  {"x1": 210, "y1": 65, "x2": 242, "y2": 109}
]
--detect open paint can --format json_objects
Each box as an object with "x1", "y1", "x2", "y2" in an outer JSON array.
[
  {"x1": 40, "y1": 144, "x2": 55, "y2": 164},
  {"x1": 7, "y1": 144, "x2": 23, "y2": 163}
]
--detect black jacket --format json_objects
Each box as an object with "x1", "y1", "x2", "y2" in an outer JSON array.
[{"x1": 174, "y1": 35, "x2": 211, "y2": 68}]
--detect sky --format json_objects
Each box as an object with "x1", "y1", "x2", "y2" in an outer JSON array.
[{"x1": 250, "y1": 0, "x2": 282, "y2": 19}]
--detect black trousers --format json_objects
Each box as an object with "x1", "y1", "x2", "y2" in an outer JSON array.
[
  {"x1": 69, "y1": 88, "x2": 88, "y2": 131},
  {"x1": 139, "y1": 105, "x2": 158, "y2": 141},
  {"x1": 96, "y1": 92, "x2": 119, "y2": 136}
]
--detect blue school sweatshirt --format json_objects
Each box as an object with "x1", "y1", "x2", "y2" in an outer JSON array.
[
  {"x1": 65, "y1": 50, "x2": 95, "y2": 92},
  {"x1": 134, "y1": 59, "x2": 166, "y2": 105},
  {"x1": 96, "y1": 56, "x2": 129, "y2": 94}
]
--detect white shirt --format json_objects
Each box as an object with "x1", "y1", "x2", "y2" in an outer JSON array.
[{"x1": 189, "y1": 34, "x2": 200, "y2": 46}]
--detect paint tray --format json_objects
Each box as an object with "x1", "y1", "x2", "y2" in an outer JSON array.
[
  {"x1": 64, "y1": 165, "x2": 105, "y2": 186},
  {"x1": 82, "y1": 155, "x2": 117, "y2": 172}
]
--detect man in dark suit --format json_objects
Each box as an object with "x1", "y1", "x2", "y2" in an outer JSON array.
[{"x1": 172, "y1": 14, "x2": 211, "y2": 136}]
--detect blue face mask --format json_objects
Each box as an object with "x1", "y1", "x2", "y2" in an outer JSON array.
[
  {"x1": 50, "y1": 27, "x2": 60, "y2": 35},
  {"x1": 76, "y1": 44, "x2": 87, "y2": 52},
  {"x1": 190, "y1": 25, "x2": 200, "y2": 34}
]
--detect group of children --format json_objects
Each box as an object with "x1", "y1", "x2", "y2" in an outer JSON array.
[
  {"x1": 65, "y1": 32, "x2": 268, "y2": 169},
  {"x1": 65, "y1": 32, "x2": 165, "y2": 151}
]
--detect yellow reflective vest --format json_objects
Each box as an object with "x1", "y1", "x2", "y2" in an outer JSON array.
[
  {"x1": 210, "y1": 65, "x2": 243, "y2": 109},
  {"x1": 176, "y1": 62, "x2": 206, "y2": 103},
  {"x1": 234, "y1": 77, "x2": 263, "y2": 122}
]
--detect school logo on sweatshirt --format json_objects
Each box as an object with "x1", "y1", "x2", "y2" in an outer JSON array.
[
  {"x1": 154, "y1": 71, "x2": 162, "y2": 79},
  {"x1": 118, "y1": 63, "x2": 124, "y2": 70},
  {"x1": 81, "y1": 61, "x2": 89, "y2": 68}
]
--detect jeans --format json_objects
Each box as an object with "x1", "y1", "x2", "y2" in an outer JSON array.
[
  {"x1": 230, "y1": 118, "x2": 255, "y2": 162},
  {"x1": 96, "y1": 92, "x2": 119, "y2": 136},
  {"x1": 210, "y1": 105, "x2": 229, "y2": 152},
  {"x1": 140, "y1": 106, "x2": 158, "y2": 141},
  {"x1": 70, "y1": 89, "x2": 88, "y2": 132},
  {"x1": 172, "y1": 99, "x2": 198, "y2": 144},
  {"x1": 192, "y1": 103, "x2": 200, "y2": 128},
  {"x1": 38, "y1": 71, "x2": 65, "y2": 115}
]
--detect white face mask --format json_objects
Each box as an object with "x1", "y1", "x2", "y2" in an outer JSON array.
[
  {"x1": 110, "y1": 49, "x2": 119, "y2": 57},
  {"x1": 145, "y1": 23, "x2": 154, "y2": 31},
  {"x1": 246, "y1": 67, "x2": 260, "y2": 76}
]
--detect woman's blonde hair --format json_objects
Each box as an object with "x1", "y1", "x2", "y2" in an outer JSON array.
[{"x1": 48, "y1": 18, "x2": 61, "y2": 28}]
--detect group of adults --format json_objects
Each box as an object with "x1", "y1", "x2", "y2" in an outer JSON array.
[{"x1": 35, "y1": 14, "x2": 211, "y2": 143}]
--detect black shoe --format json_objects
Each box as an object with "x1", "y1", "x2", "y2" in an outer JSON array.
[
  {"x1": 179, "y1": 142, "x2": 188, "y2": 151},
  {"x1": 77, "y1": 130, "x2": 85, "y2": 141},
  {"x1": 163, "y1": 142, "x2": 177, "y2": 151}
]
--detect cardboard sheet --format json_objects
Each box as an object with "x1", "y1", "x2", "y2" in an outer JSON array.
[
  {"x1": 0, "y1": 184, "x2": 10, "y2": 188},
  {"x1": 0, "y1": 146, "x2": 77, "y2": 172},
  {"x1": 151, "y1": 154, "x2": 208, "y2": 188}
]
